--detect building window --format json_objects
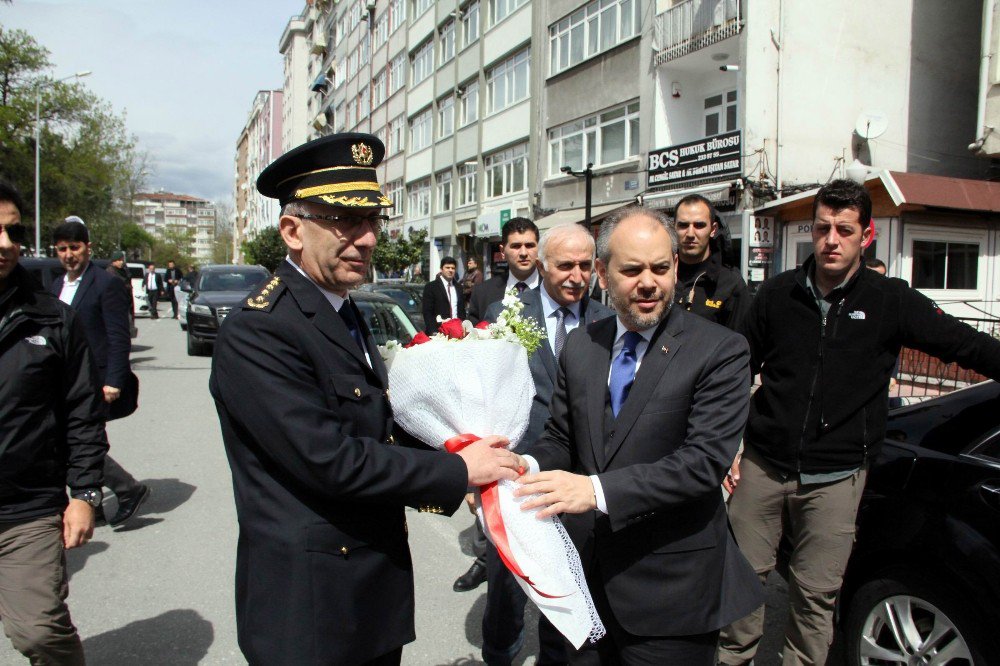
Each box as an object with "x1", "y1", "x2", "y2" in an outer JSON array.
[
  {"x1": 359, "y1": 37, "x2": 370, "y2": 67},
  {"x1": 440, "y1": 20, "x2": 456, "y2": 64},
  {"x1": 489, "y1": 0, "x2": 528, "y2": 27},
  {"x1": 459, "y1": 163, "x2": 477, "y2": 206},
  {"x1": 547, "y1": 101, "x2": 640, "y2": 176},
  {"x1": 388, "y1": 114, "x2": 406, "y2": 155},
  {"x1": 409, "y1": 108, "x2": 433, "y2": 152},
  {"x1": 351, "y1": 1, "x2": 362, "y2": 28},
  {"x1": 408, "y1": 178, "x2": 431, "y2": 218},
  {"x1": 412, "y1": 41, "x2": 434, "y2": 85},
  {"x1": 413, "y1": 0, "x2": 434, "y2": 18},
  {"x1": 459, "y1": 80, "x2": 479, "y2": 125},
  {"x1": 437, "y1": 171, "x2": 453, "y2": 212},
  {"x1": 334, "y1": 103, "x2": 345, "y2": 132},
  {"x1": 462, "y1": 1, "x2": 480, "y2": 47},
  {"x1": 437, "y1": 95, "x2": 455, "y2": 139},
  {"x1": 374, "y1": 126, "x2": 388, "y2": 152},
  {"x1": 389, "y1": 53, "x2": 407, "y2": 95},
  {"x1": 372, "y1": 68, "x2": 387, "y2": 108},
  {"x1": 487, "y1": 48, "x2": 529, "y2": 114},
  {"x1": 389, "y1": 0, "x2": 407, "y2": 33},
  {"x1": 386, "y1": 178, "x2": 404, "y2": 217},
  {"x1": 548, "y1": 0, "x2": 642, "y2": 75},
  {"x1": 485, "y1": 143, "x2": 528, "y2": 198},
  {"x1": 358, "y1": 86, "x2": 370, "y2": 120},
  {"x1": 346, "y1": 101, "x2": 357, "y2": 130},
  {"x1": 912, "y1": 240, "x2": 979, "y2": 290},
  {"x1": 704, "y1": 90, "x2": 738, "y2": 137},
  {"x1": 373, "y1": 13, "x2": 389, "y2": 50}
]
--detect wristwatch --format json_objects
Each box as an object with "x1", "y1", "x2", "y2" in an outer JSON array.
[{"x1": 70, "y1": 488, "x2": 103, "y2": 508}]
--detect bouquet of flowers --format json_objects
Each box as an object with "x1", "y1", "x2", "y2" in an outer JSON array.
[{"x1": 385, "y1": 289, "x2": 606, "y2": 648}]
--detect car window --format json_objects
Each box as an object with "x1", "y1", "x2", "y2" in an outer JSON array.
[
  {"x1": 380, "y1": 288, "x2": 418, "y2": 310},
  {"x1": 198, "y1": 271, "x2": 268, "y2": 292},
  {"x1": 969, "y1": 428, "x2": 1000, "y2": 463},
  {"x1": 355, "y1": 301, "x2": 417, "y2": 346},
  {"x1": 127, "y1": 266, "x2": 144, "y2": 279}
]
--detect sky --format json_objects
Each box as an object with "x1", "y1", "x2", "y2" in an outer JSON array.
[{"x1": 3, "y1": 0, "x2": 304, "y2": 206}]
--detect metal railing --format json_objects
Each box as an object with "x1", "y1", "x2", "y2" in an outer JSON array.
[
  {"x1": 654, "y1": 0, "x2": 742, "y2": 66},
  {"x1": 891, "y1": 317, "x2": 998, "y2": 405}
]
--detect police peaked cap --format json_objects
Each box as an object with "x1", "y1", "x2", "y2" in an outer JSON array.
[{"x1": 256, "y1": 132, "x2": 393, "y2": 209}]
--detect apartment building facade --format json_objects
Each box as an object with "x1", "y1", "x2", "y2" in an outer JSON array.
[
  {"x1": 233, "y1": 89, "x2": 284, "y2": 257},
  {"x1": 133, "y1": 191, "x2": 217, "y2": 263}
]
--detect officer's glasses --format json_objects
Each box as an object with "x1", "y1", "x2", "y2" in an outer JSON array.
[
  {"x1": 0, "y1": 223, "x2": 27, "y2": 244},
  {"x1": 299, "y1": 214, "x2": 388, "y2": 236}
]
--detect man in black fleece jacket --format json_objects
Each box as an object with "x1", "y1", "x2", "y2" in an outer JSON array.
[{"x1": 718, "y1": 180, "x2": 1000, "y2": 665}]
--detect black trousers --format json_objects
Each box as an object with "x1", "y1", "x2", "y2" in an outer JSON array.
[
  {"x1": 570, "y1": 565, "x2": 719, "y2": 666},
  {"x1": 166, "y1": 285, "x2": 178, "y2": 317},
  {"x1": 146, "y1": 290, "x2": 159, "y2": 318}
]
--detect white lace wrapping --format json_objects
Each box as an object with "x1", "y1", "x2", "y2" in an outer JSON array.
[{"x1": 388, "y1": 337, "x2": 606, "y2": 648}]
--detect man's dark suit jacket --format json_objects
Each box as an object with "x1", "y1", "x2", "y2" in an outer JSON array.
[
  {"x1": 52, "y1": 263, "x2": 131, "y2": 389},
  {"x1": 530, "y1": 308, "x2": 762, "y2": 637},
  {"x1": 485, "y1": 287, "x2": 613, "y2": 452},
  {"x1": 467, "y1": 273, "x2": 507, "y2": 324},
  {"x1": 210, "y1": 261, "x2": 469, "y2": 665},
  {"x1": 421, "y1": 276, "x2": 466, "y2": 334}
]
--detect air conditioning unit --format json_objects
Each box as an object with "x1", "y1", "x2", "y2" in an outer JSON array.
[
  {"x1": 312, "y1": 113, "x2": 329, "y2": 131},
  {"x1": 311, "y1": 33, "x2": 328, "y2": 55}
]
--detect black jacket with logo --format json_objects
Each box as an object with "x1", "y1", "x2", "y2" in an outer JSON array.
[
  {"x1": 675, "y1": 252, "x2": 750, "y2": 331},
  {"x1": 741, "y1": 256, "x2": 1000, "y2": 474},
  {"x1": 0, "y1": 265, "x2": 107, "y2": 521}
]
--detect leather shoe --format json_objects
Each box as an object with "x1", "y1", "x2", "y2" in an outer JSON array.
[
  {"x1": 109, "y1": 484, "x2": 150, "y2": 527},
  {"x1": 453, "y1": 561, "x2": 487, "y2": 592}
]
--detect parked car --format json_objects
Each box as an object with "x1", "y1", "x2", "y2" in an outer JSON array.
[
  {"x1": 20, "y1": 257, "x2": 137, "y2": 337},
  {"x1": 177, "y1": 275, "x2": 193, "y2": 331},
  {"x1": 357, "y1": 281, "x2": 425, "y2": 331},
  {"x1": 127, "y1": 262, "x2": 151, "y2": 317},
  {"x1": 185, "y1": 264, "x2": 270, "y2": 356},
  {"x1": 352, "y1": 290, "x2": 419, "y2": 347},
  {"x1": 837, "y1": 380, "x2": 1000, "y2": 665}
]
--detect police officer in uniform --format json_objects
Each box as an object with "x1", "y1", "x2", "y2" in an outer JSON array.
[
  {"x1": 673, "y1": 194, "x2": 750, "y2": 331},
  {"x1": 210, "y1": 133, "x2": 521, "y2": 666}
]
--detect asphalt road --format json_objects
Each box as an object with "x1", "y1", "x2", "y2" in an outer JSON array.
[{"x1": 0, "y1": 306, "x2": 828, "y2": 665}]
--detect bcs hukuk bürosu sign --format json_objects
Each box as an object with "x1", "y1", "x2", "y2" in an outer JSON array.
[{"x1": 647, "y1": 130, "x2": 742, "y2": 186}]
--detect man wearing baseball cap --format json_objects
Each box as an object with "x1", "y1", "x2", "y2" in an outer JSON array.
[{"x1": 210, "y1": 133, "x2": 521, "y2": 665}]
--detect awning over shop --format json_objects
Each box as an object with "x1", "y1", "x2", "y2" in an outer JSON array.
[{"x1": 534, "y1": 202, "x2": 628, "y2": 230}]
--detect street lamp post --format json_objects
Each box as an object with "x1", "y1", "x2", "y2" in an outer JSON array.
[
  {"x1": 33, "y1": 70, "x2": 91, "y2": 256},
  {"x1": 560, "y1": 162, "x2": 594, "y2": 228}
]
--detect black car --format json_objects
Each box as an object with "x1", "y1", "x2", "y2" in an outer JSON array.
[
  {"x1": 352, "y1": 290, "x2": 419, "y2": 347},
  {"x1": 357, "y1": 281, "x2": 425, "y2": 332},
  {"x1": 838, "y1": 380, "x2": 1000, "y2": 665},
  {"x1": 185, "y1": 264, "x2": 270, "y2": 356}
]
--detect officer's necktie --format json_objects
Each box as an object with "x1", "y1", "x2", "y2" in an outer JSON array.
[
  {"x1": 609, "y1": 331, "x2": 642, "y2": 417},
  {"x1": 338, "y1": 300, "x2": 367, "y2": 354},
  {"x1": 553, "y1": 306, "x2": 570, "y2": 359},
  {"x1": 515, "y1": 281, "x2": 528, "y2": 295}
]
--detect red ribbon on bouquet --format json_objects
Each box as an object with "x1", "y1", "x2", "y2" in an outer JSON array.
[{"x1": 445, "y1": 434, "x2": 566, "y2": 599}]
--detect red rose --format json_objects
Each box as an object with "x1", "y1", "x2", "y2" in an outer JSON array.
[
  {"x1": 438, "y1": 318, "x2": 466, "y2": 340},
  {"x1": 474, "y1": 320, "x2": 490, "y2": 330},
  {"x1": 404, "y1": 331, "x2": 431, "y2": 348}
]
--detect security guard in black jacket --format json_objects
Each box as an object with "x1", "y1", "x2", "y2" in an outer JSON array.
[
  {"x1": 0, "y1": 182, "x2": 107, "y2": 665},
  {"x1": 672, "y1": 194, "x2": 750, "y2": 331},
  {"x1": 210, "y1": 133, "x2": 521, "y2": 666}
]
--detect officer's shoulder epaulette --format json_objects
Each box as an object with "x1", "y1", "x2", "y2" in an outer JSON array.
[{"x1": 242, "y1": 275, "x2": 285, "y2": 313}]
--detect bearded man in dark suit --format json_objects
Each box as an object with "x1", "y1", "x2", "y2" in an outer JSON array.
[{"x1": 515, "y1": 207, "x2": 762, "y2": 664}]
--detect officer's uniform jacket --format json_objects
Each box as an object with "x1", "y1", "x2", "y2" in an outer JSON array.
[{"x1": 210, "y1": 260, "x2": 468, "y2": 665}]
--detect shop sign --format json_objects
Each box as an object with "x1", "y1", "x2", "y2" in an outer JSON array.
[
  {"x1": 647, "y1": 130, "x2": 742, "y2": 186},
  {"x1": 476, "y1": 208, "x2": 510, "y2": 237}
]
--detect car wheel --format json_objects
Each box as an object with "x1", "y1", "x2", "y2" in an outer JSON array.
[
  {"x1": 845, "y1": 574, "x2": 987, "y2": 665},
  {"x1": 187, "y1": 331, "x2": 204, "y2": 356}
]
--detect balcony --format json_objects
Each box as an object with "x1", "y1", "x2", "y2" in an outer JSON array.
[{"x1": 654, "y1": 0, "x2": 742, "y2": 66}]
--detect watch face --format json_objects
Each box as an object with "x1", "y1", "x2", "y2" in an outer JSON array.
[{"x1": 74, "y1": 489, "x2": 102, "y2": 507}]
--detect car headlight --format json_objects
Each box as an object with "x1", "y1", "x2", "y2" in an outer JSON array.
[{"x1": 190, "y1": 303, "x2": 212, "y2": 316}]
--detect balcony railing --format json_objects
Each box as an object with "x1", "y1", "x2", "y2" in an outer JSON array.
[{"x1": 654, "y1": 0, "x2": 742, "y2": 66}]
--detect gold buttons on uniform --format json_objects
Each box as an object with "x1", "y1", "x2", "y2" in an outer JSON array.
[
  {"x1": 340, "y1": 546, "x2": 349, "y2": 555},
  {"x1": 354, "y1": 388, "x2": 362, "y2": 397},
  {"x1": 387, "y1": 434, "x2": 395, "y2": 445}
]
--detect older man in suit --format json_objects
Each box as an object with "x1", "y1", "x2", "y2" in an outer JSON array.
[
  {"x1": 421, "y1": 256, "x2": 465, "y2": 334},
  {"x1": 515, "y1": 206, "x2": 762, "y2": 664},
  {"x1": 210, "y1": 133, "x2": 522, "y2": 666},
  {"x1": 481, "y1": 222, "x2": 614, "y2": 665},
  {"x1": 51, "y1": 220, "x2": 149, "y2": 527}
]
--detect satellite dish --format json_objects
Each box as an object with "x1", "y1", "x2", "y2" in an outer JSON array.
[{"x1": 855, "y1": 111, "x2": 889, "y2": 140}]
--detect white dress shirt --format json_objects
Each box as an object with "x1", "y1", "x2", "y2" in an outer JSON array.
[
  {"x1": 539, "y1": 285, "x2": 581, "y2": 354},
  {"x1": 146, "y1": 271, "x2": 157, "y2": 291},
  {"x1": 505, "y1": 270, "x2": 540, "y2": 292},
  {"x1": 58, "y1": 263, "x2": 89, "y2": 305},
  {"x1": 441, "y1": 275, "x2": 459, "y2": 319},
  {"x1": 286, "y1": 257, "x2": 371, "y2": 367}
]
